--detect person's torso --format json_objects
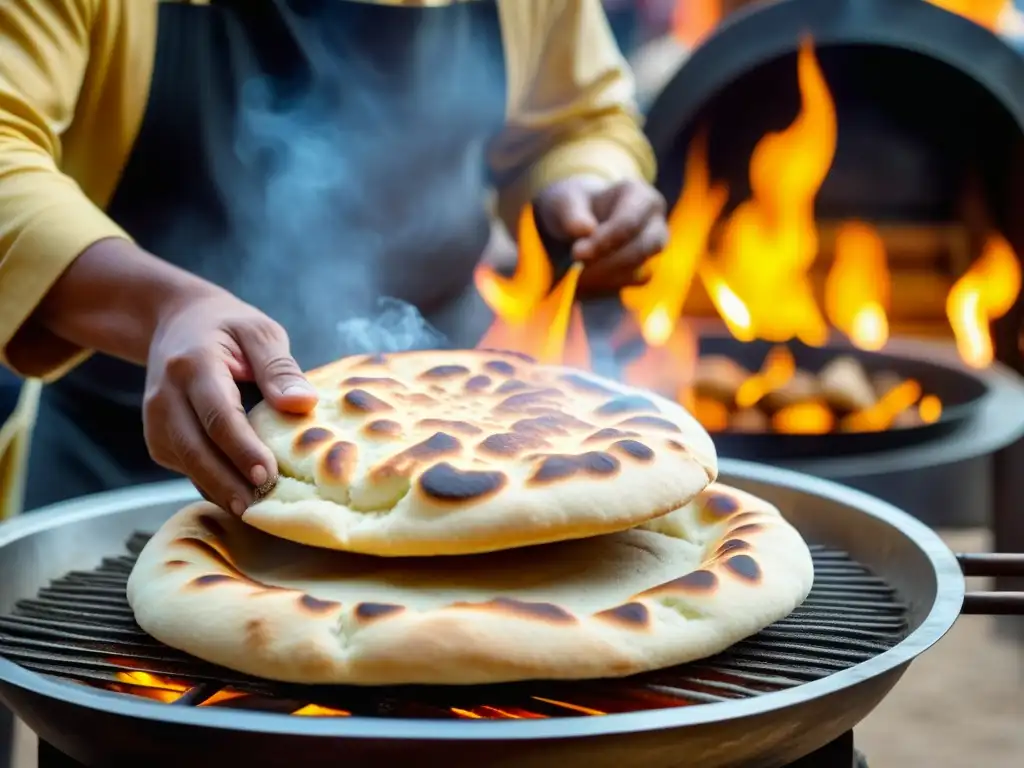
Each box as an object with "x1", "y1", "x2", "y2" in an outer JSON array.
[{"x1": 60, "y1": 0, "x2": 507, "y2": 405}]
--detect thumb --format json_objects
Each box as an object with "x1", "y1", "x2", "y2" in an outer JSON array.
[{"x1": 236, "y1": 324, "x2": 318, "y2": 414}]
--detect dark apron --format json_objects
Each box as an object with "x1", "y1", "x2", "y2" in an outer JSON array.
[{"x1": 24, "y1": 0, "x2": 507, "y2": 510}]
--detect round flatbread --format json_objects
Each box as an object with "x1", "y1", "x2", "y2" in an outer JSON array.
[
  {"x1": 127, "y1": 483, "x2": 814, "y2": 686},
  {"x1": 245, "y1": 350, "x2": 717, "y2": 556}
]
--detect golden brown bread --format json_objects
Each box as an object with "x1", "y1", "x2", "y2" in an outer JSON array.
[{"x1": 244, "y1": 349, "x2": 718, "y2": 556}]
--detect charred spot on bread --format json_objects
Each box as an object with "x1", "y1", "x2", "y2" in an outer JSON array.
[
  {"x1": 342, "y1": 389, "x2": 394, "y2": 414},
  {"x1": 417, "y1": 463, "x2": 506, "y2": 503},
  {"x1": 528, "y1": 452, "x2": 620, "y2": 484}
]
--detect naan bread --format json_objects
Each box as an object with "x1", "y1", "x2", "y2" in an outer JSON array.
[
  {"x1": 127, "y1": 483, "x2": 814, "y2": 685},
  {"x1": 246, "y1": 350, "x2": 717, "y2": 556}
]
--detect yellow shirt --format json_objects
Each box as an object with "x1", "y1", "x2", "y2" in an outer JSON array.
[{"x1": 0, "y1": 0, "x2": 655, "y2": 380}]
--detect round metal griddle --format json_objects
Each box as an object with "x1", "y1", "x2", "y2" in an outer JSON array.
[
  {"x1": 697, "y1": 337, "x2": 989, "y2": 460},
  {"x1": 0, "y1": 461, "x2": 1000, "y2": 767}
]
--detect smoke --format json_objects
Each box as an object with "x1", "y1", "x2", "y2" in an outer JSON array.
[
  {"x1": 206, "y1": 7, "x2": 490, "y2": 369},
  {"x1": 336, "y1": 297, "x2": 448, "y2": 354}
]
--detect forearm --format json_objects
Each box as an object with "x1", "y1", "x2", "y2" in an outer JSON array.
[
  {"x1": 33, "y1": 238, "x2": 221, "y2": 367},
  {"x1": 490, "y1": 1, "x2": 655, "y2": 237}
]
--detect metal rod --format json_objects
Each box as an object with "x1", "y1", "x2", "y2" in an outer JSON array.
[
  {"x1": 956, "y1": 553, "x2": 1024, "y2": 577},
  {"x1": 961, "y1": 591, "x2": 1024, "y2": 615}
]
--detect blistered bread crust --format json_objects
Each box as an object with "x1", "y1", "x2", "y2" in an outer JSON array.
[
  {"x1": 127, "y1": 483, "x2": 815, "y2": 686},
  {"x1": 244, "y1": 350, "x2": 718, "y2": 556}
]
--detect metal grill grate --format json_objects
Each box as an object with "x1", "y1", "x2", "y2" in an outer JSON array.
[{"x1": 0, "y1": 533, "x2": 909, "y2": 719}]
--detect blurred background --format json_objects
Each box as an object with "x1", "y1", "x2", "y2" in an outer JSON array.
[
  {"x1": 3, "y1": 2, "x2": 1024, "y2": 766},
  {"x1": 484, "y1": 1, "x2": 1024, "y2": 765}
]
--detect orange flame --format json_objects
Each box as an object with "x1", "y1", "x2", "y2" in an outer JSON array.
[
  {"x1": 475, "y1": 205, "x2": 591, "y2": 365},
  {"x1": 825, "y1": 221, "x2": 891, "y2": 351},
  {"x1": 623, "y1": 318, "x2": 699, "y2": 402},
  {"x1": 111, "y1": 670, "x2": 189, "y2": 703},
  {"x1": 672, "y1": 0, "x2": 723, "y2": 47},
  {"x1": 293, "y1": 704, "x2": 351, "y2": 717},
  {"x1": 924, "y1": 0, "x2": 1010, "y2": 30},
  {"x1": 946, "y1": 233, "x2": 1022, "y2": 368},
  {"x1": 705, "y1": 37, "x2": 836, "y2": 346},
  {"x1": 622, "y1": 131, "x2": 728, "y2": 347},
  {"x1": 476, "y1": 205, "x2": 551, "y2": 324}
]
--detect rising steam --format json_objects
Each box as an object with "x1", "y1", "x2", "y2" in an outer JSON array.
[{"x1": 213, "y1": 8, "x2": 491, "y2": 369}]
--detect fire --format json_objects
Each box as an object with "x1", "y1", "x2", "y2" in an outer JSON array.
[
  {"x1": 199, "y1": 689, "x2": 248, "y2": 706},
  {"x1": 105, "y1": 670, "x2": 351, "y2": 716},
  {"x1": 924, "y1": 0, "x2": 1010, "y2": 30},
  {"x1": 772, "y1": 401, "x2": 834, "y2": 435},
  {"x1": 946, "y1": 233, "x2": 1022, "y2": 368},
  {"x1": 292, "y1": 704, "x2": 351, "y2": 717},
  {"x1": 622, "y1": 131, "x2": 727, "y2": 346},
  {"x1": 623, "y1": 317, "x2": 699, "y2": 404},
  {"x1": 475, "y1": 34, "x2": 1022, "y2": 438},
  {"x1": 735, "y1": 346, "x2": 795, "y2": 409},
  {"x1": 672, "y1": 0, "x2": 723, "y2": 48},
  {"x1": 826, "y1": 221, "x2": 891, "y2": 351},
  {"x1": 703, "y1": 37, "x2": 835, "y2": 347},
  {"x1": 842, "y1": 379, "x2": 923, "y2": 432},
  {"x1": 475, "y1": 205, "x2": 590, "y2": 365},
  {"x1": 110, "y1": 670, "x2": 189, "y2": 703},
  {"x1": 919, "y1": 394, "x2": 943, "y2": 423}
]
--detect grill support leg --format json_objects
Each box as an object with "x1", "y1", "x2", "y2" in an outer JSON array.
[
  {"x1": 38, "y1": 739, "x2": 86, "y2": 768},
  {"x1": 0, "y1": 707, "x2": 10, "y2": 768},
  {"x1": 29, "y1": 731, "x2": 864, "y2": 768},
  {"x1": 787, "y1": 731, "x2": 858, "y2": 767}
]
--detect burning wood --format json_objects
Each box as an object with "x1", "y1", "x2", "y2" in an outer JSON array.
[{"x1": 675, "y1": 346, "x2": 940, "y2": 436}]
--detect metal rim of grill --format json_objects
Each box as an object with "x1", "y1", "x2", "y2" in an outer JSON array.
[
  {"x1": 0, "y1": 466, "x2": 967, "y2": 740},
  {"x1": 0, "y1": 536, "x2": 906, "y2": 711}
]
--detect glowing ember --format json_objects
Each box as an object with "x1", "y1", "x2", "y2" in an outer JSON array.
[
  {"x1": 918, "y1": 394, "x2": 943, "y2": 424},
  {"x1": 199, "y1": 689, "x2": 248, "y2": 706},
  {"x1": 292, "y1": 704, "x2": 351, "y2": 717},
  {"x1": 452, "y1": 705, "x2": 547, "y2": 720},
  {"x1": 531, "y1": 697, "x2": 606, "y2": 716},
  {"x1": 734, "y1": 346, "x2": 796, "y2": 409},
  {"x1": 110, "y1": 670, "x2": 189, "y2": 703},
  {"x1": 772, "y1": 401, "x2": 835, "y2": 435},
  {"x1": 946, "y1": 233, "x2": 1022, "y2": 368},
  {"x1": 842, "y1": 379, "x2": 923, "y2": 433},
  {"x1": 692, "y1": 396, "x2": 730, "y2": 432}
]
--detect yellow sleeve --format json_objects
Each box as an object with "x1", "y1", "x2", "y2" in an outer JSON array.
[
  {"x1": 491, "y1": 0, "x2": 657, "y2": 234},
  {"x1": 0, "y1": 0, "x2": 134, "y2": 379}
]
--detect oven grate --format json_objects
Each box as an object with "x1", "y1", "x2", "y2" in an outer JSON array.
[{"x1": 0, "y1": 533, "x2": 909, "y2": 719}]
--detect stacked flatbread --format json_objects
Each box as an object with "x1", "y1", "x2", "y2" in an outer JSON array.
[{"x1": 128, "y1": 350, "x2": 814, "y2": 686}]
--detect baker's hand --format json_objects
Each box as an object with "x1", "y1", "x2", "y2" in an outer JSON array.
[
  {"x1": 143, "y1": 289, "x2": 318, "y2": 515},
  {"x1": 535, "y1": 175, "x2": 668, "y2": 295}
]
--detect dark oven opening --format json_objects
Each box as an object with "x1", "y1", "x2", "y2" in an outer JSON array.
[{"x1": 640, "y1": 0, "x2": 1024, "y2": 593}]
